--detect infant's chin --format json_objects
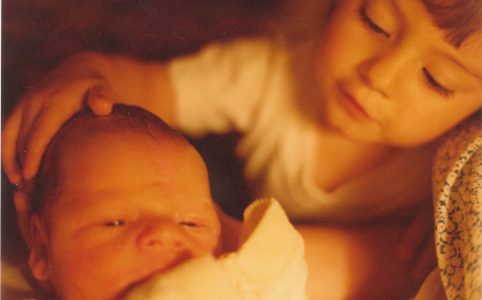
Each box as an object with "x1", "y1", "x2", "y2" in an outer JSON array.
[
  {"x1": 116, "y1": 269, "x2": 169, "y2": 299},
  {"x1": 116, "y1": 253, "x2": 193, "y2": 299}
]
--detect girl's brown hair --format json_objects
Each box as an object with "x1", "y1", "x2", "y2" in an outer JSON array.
[{"x1": 422, "y1": 0, "x2": 482, "y2": 47}]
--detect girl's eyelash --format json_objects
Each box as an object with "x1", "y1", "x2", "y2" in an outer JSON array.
[
  {"x1": 103, "y1": 219, "x2": 126, "y2": 227},
  {"x1": 422, "y1": 68, "x2": 453, "y2": 97},
  {"x1": 357, "y1": 6, "x2": 390, "y2": 38}
]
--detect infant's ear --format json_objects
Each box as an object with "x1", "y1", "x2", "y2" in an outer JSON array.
[{"x1": 28, "y1": 215, "x2": 51, "y2": 282}]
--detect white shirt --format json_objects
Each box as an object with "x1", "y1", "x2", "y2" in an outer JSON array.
[{"x1": 168, "y1": 38, "x2": 435, "y2": 222}]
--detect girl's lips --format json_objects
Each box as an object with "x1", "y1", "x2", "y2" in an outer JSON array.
[{"x1": 337, "y1": 84, "x2": 371, "y2": 121}]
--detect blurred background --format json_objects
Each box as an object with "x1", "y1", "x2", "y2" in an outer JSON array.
[{"x1": 2, "y1": 0, "x2": 288, "y2": 114}]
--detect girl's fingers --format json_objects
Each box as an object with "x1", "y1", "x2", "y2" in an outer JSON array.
[
  {"x1": 13, "y1": 190, "x2": 32, "y2": 244},
  {"x1": 22, "y1": 105, "x2": 84, "y2": 179},
  {"x1": 21, "y1": 79, "x2": 94, "y2": 179},
  {"x1": 2, "y1": 104, "x2": 25, "y2": 184},
  {"x1": 21, "y1": 112, "x2": 60, "y2": 179},
  {"x1": 2, "y1": 53, "x2": 111, "y2": 181}
]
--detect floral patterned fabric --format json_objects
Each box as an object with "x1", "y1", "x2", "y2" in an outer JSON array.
[{"x1": 432, "y1": 114, "x2": 482, "y2": 300}]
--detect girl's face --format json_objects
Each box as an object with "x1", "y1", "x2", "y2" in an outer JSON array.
[{"x1": 315, "y1": 0, "x2": 481, "y2": 147}]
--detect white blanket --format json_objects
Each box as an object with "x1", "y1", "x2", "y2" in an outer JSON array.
[{"x1": 125, "y1": 198, "x2": 307, "y2": 300}]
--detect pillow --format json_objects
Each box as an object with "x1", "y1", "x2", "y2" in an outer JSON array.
[{"x1": 432, "y1": 113, "x2": 482, "y2": 300}]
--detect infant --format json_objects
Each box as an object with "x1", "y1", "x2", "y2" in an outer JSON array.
[{"x1": 24, "y1": 104, "x2": 306, "y2": 300}]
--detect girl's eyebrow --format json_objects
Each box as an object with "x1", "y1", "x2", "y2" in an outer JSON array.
[
  {"x1": 440, "y1": 34, "x2": 482, "y2": 80},
  {"x1": 388, "y1": 0, "x2": 482, "y2": 80}
]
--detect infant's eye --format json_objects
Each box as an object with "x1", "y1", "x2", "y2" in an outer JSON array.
[
  {"x1": 179, "y1": 220, "x2": 200, "y2": 228},
  {"x1": 103, "y1": 220, "x2": 126, "y2": 227},
  {"x1": 358, "y1": 6, "x2": 390, "y2": 38}
]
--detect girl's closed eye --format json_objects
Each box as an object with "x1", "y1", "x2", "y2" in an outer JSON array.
[
  {"x1": 422, "y1": 68, "x2": 454, "y2": 97},
  {"x1": 357, "y1": 6, "x2": 390, "y2": 38}
]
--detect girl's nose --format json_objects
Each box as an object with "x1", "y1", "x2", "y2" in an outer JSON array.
[
  {"x1": 137, "y1": 219, "x2": 189, "y2": 251},
  {"x1": 358, "y1": 45, "x2": 412, "y2": 98}
]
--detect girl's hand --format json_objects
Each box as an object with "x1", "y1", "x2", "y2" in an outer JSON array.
[
  {"x1": 2, "y1": 53, "x2": 115, "y2": 184},
  {"x1": 397, "y1": 204, "x2": 437, "y2": 283},
  {"x1": 13, "y1": 187, "x2": 32, "y2": 245}
]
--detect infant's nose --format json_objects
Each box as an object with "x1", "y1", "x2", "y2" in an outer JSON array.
[{"x1": 137, "y1": 219, "x2": 188, "y2": 251}]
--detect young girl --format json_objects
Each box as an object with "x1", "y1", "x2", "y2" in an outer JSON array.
[{"x1": 3, "y1": 0, "x2": 481, "y2": 298}]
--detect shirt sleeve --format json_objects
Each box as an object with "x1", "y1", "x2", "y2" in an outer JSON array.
[{"x1": 167, "y1": 38, "x2": 278, "y2": 137}]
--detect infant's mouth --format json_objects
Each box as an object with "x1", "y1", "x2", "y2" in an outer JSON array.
[{"x1": 117, "y1": 251, "x2": 193, "y2": 299}]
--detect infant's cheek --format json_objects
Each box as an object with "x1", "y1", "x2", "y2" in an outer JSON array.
[
  {"x1": 200, "y1": 234, "x2": 222, "y2": 257},
  {"x1": 52, "y1": 245, "x2": 128, "y2": 298}
]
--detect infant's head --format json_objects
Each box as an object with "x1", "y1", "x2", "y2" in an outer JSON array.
[{"x1": 28, "y1": 105, "x2": 221, "y2": 300}]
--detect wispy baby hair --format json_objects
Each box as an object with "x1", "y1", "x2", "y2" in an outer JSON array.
[{"x1": 31, "y1": 104, "x2": 185, "y2": 215}]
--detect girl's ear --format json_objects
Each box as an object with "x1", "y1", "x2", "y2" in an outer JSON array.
[{"x1": 28, "y1": 214, "x2": 51, "y2": 282}]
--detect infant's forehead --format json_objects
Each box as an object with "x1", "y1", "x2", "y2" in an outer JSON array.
[
  {"x1": 57, "y1": 130, "x2": 195, "y2": 174},
  {"x1": 56, "y1": 109, "x2": 182, "y2": 144},
  {"x1": 57, "y1": 117, "x2": 186, "y2": 154},
  {"x1": 35, "y1": 107, "x2": 208, "y2": 215},
  {"x1": 51, "y1": 129, "x2": 210, "y2": 202},
  {"x1": 65, "y1": 127, "x2": 165, "y2": 147}
]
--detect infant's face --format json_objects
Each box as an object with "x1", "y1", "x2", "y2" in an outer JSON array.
[{"x1": 40, "y1": 133, "x2": 221, "y2": 300}]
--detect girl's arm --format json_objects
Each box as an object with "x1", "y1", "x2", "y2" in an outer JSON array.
[
  {"x1": 218, "y1": 207, "x2": 421, "y2": 299},
  {"x1": 2, "y1": 52, "x2": 175, "y2": 184},
  {"x1": 298, "y1": 222, "x2": 423, "y2": 300}
]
